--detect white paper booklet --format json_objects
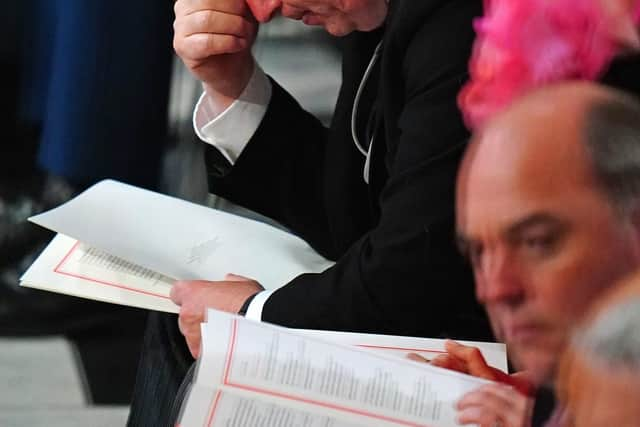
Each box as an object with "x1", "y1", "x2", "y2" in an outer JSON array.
[
  {"x1": 178, "y1": 310, "x2": 507, "y2": 427},
  {"x1": 20, "y1": 180, "x2": 334, "y2": 312}
]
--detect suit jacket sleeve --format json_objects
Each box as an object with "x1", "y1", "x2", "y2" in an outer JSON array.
[
  {"x1": 206, "y1": 0, "x2": 492, "y2": 339},
  {"x1": 204, "y1": 77, "x2": 340, "y2": 257}
]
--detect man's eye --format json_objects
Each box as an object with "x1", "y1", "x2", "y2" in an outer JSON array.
[{"x1": 522, "y1": 234, "x2": 556, "y2": 254}]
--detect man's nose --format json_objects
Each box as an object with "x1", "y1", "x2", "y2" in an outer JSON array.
[
  {"x1": 475, "y1": 250, "x2": 525, "y2": 306},
  {"x1": 246, "y1": 0, "x2": 282, "y2": 22}
]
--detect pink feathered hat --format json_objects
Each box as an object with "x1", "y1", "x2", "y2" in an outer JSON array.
[{"x1": 459, "y1": 0, "x2": 640, "y2": 130}]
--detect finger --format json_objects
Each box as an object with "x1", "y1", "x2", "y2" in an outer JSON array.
[
  {"x1": 456, "y1": 406, "x2": 501, "y2": 427},
  {"x1": 178, "y1": 314, "x2": 203, "y2": 359},
  {"x1": 170, "y1": 280, "x2": 190, "y2": 305},
  {"x1": 177, "y1": 317, "x2": 197, "y2": 345},
  {"x1": 458, "y1": 385, "x2": 530, "y2": 427},
  {"x1": 430, "y1": 354, "x2": 468, "y2": 373},
  {"x1": 224, "y1": 273, "x2": 254, "y2": 282},
  {"x1": 174, "y1": 10, "x2": 255, "y2": 39},
  {"x1": 445, "y1": 340, "x2": 487, "y2": 369},
  {"x1": 186, "y1": 333, "x2": 201, "y2": 359},
  {"x1": 509, "y1": 372, "x2": 536, "y2": 397},
  {"x1": 407, "y1": 353, "x2": 430, "y2": 363},
  {"x1": 458, "y1": 402, "x2": 528, "y2": 427},
  {"x1": 175, "y1": 0, "x2": 248, "y2": 18},
  {"x1": 175, "y1": 33, "x2": 248, "y2": 60},
  {"x1": 469, "y1": 383, "x2": 532, "y2": 425},
  {"x1": 446, "y1": 340, "x2": 503, "y2": 381},
  {"x1": 178, "y1": 309, "x2": 199, "y2": 337}
]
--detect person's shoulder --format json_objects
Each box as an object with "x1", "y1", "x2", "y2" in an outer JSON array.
[
  {"x1": 383, "y1": 0, "x2": 482, "y2": 55},
  {"x1": 382, "y1": 0, "x2": 481, "y2": 71},
  {"x1": 387, "y1": 0, "x2": 482, "y2": 32}
]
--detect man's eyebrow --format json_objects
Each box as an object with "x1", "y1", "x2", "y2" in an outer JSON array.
[
  {"x1": 455, "y1": 213, "x2": 566, "y2": 256},
  {"x1": 504, "y1": 213, "x2": 566, "y2": 239}
]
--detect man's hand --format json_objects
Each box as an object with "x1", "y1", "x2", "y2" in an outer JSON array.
[
  {"x1": 430, "y1": 340, "x2": 536, "y2": 397},
  {"x1": 170, "y1": 274, "x2": 263, "y2": 358},
  {"x1": 173, "y1": 0, "x2": 259, "y2": 110},
  {"x1": 409, "y1": 341, "x2": 536, "y2": 427},
  {"x1": 456, "y1": 383, "x2": 534, "y2": 427}
]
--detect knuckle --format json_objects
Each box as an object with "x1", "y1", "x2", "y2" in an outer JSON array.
[
  {"x1": 181, "y1": 307, "x2": 202, "y2": 324},
  {"x1": 207, "y1": 37, "x2": 223, "y2": 53},
  {"x1": 218, "y1": 35, "x2": 243, "y2": 53},
  {"x1": 173, "y1": 280, "x2": 186, "y2": 292},
  {"x1": 197, "y1": 10, "x2": 216, "y2": 30},
  {"x1": 180, "y1": 309, "x2": 195, "y2": 322},
  {"x1": 192, "y1": 35, "x2": 212, "y2": 56},
  {"x1": 171, "y1": 280, "x2": 189, "y2": 299}
]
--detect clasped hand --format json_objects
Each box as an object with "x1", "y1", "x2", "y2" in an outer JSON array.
[{"x1": 173, "y1": 0, "x2": 258, "y2": 109}]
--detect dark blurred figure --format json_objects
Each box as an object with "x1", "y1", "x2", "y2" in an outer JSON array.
[
  {"x1": 0, "y1": 0, "x2": 174, "y2": 404},
  {"x1": 558, "y1": 272, "x2": 640, "y2": 427}
]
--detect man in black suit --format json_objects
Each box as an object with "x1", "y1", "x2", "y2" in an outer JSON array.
[{"x1": 128, "y1": 0, "x2": 491, "y2": 424}]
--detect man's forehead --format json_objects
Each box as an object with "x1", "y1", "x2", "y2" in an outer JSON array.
[
  {"x1": 456, "y1": 147, "x2": 598, "y2": 244},
  {"x1": 466, "y1": 83, "x2": 604, "y2": 164},
  {"x1": 458, "y1": 97, "x2": 595, "y2": 208}
]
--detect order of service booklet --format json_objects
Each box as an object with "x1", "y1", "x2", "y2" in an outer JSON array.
[
  {"x1": 178, "y1": 310, "x2": 507, "y2": 427},
  {"x1": 19, "y1": 179, "x2": 335, "y2": 312}
]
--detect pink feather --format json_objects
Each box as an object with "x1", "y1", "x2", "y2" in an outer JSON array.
[{"x1": 459, "y1": 0, "x2": 640, "y2": 130}]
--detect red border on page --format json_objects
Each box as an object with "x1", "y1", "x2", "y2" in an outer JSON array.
[
  {"x1": 205, "y1": 319, "x2": 435, "y2": 427},
  {"x1": 53, "y1": 241, "x2": 171, "y2": 300},
  {"x1": 205, "y1": 318, "x2": 240, "y2": 426},
  {"x1": 356, "y1": 344, "x2": 446, "y2": 355}
]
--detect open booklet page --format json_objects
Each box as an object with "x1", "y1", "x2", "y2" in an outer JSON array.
[
  {"x1": 294, "y1": 330, "x2": 507, "y2": 372},
  {"x1": 20, "y1": 233, "x2": 179, "y2": 312},
  {"x1": 179, "y1": 310, "x2": 503, "y2": 427},
  {"x1": 20, "y1": 179, "x2": 335, "y2": 311}
]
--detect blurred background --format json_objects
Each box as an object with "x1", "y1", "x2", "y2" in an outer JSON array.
[{"x1": 0, "y1": 1, "x2": 341, "y2": 425}]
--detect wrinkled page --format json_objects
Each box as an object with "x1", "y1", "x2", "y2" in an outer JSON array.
[
  {"x1": 180, "y1": 310, "x2": 493, "y2": 427},
  {"x1": 29, "y1": 180, "x2": 334, "y2": 289}
]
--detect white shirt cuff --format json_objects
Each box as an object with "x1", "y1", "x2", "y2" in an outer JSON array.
[
  {"x1": 193, "y1": 64, "x2": 272, "y2": 164},
  {"x1": 244, "y1": 289, "x2": 276, "y2": 321}
]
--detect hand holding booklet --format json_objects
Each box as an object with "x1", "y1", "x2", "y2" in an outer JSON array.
[
  {"x1": 179, "y1": 310, "x2": 507, "y2": 427},
  {"x1": 20, "y1": 179, "x2": 335, "y2": 312},
  {"x1": 20, "y1": 180, "x2": 509, "y2": 426}
]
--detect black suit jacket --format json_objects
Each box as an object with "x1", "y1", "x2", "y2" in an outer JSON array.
[{"x1": 205, "y1": 0, "x2": 492, "y2": 340}]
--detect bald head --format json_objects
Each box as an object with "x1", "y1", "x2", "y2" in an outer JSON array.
[
  {"x1": 461, "y1": 82, "x2": 640, "y2": 216},
  {"x1": 456, "y1": 82, "x2": 640, "y2": 385}
]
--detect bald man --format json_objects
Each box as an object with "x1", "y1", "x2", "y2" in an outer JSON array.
[{"x1": 439, "y1": 83, "x2": 640, "y2": 427}]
